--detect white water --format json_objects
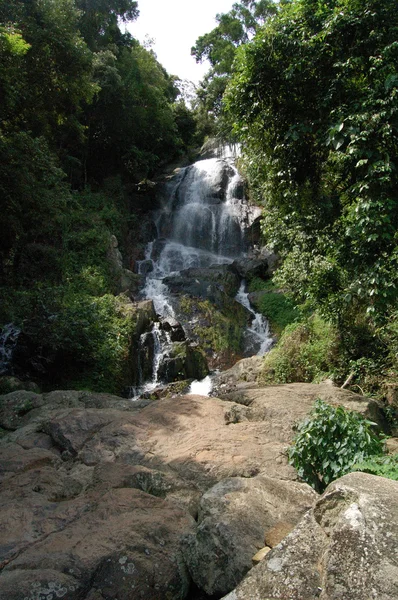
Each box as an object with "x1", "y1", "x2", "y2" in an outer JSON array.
[
  {"x1": 129, "y1": 323, "x2": 173, "y2": 400},
  {"x1": 141, "y1": 157, "x2": 250, "y2": 318},
  {"x1": 0, "y1": 323, "x2": 20, "y2": 375},
  {"x1": 235, "y1": 282, "x2": 273, "y2": 356},
  {"x1": 131, "y1": 154, "x2": 271, "y2": 399},
  {"x1": 189, "y1": 375, "x2": 213, "y2": 396}
]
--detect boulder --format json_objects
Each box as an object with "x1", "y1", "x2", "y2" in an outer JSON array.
[
  {"x1": 0, "y1": 389, "x2": 136, "y2": 431},
  {"x1": 222, "y1": 472, "x2": 398, "y2": 600},
  {"x1": 161, "y1": 317, "x2": 186, "y2": 342},
  {"x1": 0, "y1": 488, "x2": 194, "y2": 600},
  {"x1": 183, "y1": 475, "x2": 317, "y2": 596},
  {"x1": 107, "y1": 234, "x2": 142, "y2": 294},
  {"x1": 156, "y1": 341, "x2": 209, "y2": 384},
  {"x1": 212, "y1": 356, "x2": 265, "y2": 397},
  {"x1": 233, "y1": 249, "x2": 280, "y2": 280},
  {"x1": 0, "y1": 385, "x2": 391, "y2": 599},
  {"x1": 0, "y1": 376, "x2": 40, "y2": 394},
  {"x1": 215, "y1": 381, "x2": 384, "y2": 432},
  {"x1": 171, "y1": 293, "x2": 251, "y2": 371},
  {"x1": 175, "y1": 159, "x2": 234, "y2": 203}
]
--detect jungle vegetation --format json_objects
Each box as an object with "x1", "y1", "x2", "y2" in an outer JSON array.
[{"x1": 0, "y1": 0, "x2": 397, "y2": 404}]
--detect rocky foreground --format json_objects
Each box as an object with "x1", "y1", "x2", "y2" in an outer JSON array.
[{"x1": 0, "y1": 362, "x2": 397, "y2": 599}]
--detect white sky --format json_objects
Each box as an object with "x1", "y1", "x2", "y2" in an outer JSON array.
[{"x1": 126, "y1": 0, "x2": 235, "y2": 84}]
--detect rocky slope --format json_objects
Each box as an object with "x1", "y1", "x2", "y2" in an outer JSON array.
[{"x1": 0, "y1": 376, "x2": 396, "y2": 599}]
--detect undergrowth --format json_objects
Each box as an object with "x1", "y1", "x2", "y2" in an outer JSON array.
[
  {"x1": 288, "y1": 399, "x2": 387, "y2": 492},
  {"x1": 259, "y1": 314, "x2": 341, "y2": 385},
  {"x1": 248, "y1": 277, "x2": 299, "y2": 334}
]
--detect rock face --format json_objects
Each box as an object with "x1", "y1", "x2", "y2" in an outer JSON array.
[
  {"x1": 107, "y1": 234, "x2": 142, "y2": 295},
  {"x1": 164, "y1": 264, "x2": 241, "y2": 300},
  {"x1": 183, "y1": 475, "x2": 317, "y2": 596},
  {"x1": 233, "y1": 249, "x2": 280, "y2": 280},
  {"x1": 0, "y1": 385, "x2": 390, "y2": 599},
  {"x1": 222, "y1": 472, "x2": 398, "y2": 600}
]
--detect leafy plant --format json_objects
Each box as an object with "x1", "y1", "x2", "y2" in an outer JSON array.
[
  {"x1": 260, "y1": 314, "x2": 340, "y2": 384},
  {"x1": 352, "y1": 453, "x2": 398, "y2": 481},
  {"x1": 288, "y1": 399, "x2": 385, "y2": 492}
]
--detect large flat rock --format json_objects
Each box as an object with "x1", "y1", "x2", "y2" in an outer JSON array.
[
  {"x1": 222, "y1": 472, "x2": 398, "y2": 600},
  {"x1": 0, "y1": 384, "x2": 387, "y2": 599}
]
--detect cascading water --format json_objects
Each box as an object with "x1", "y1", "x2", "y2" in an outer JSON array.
[
  {"x1": 0, "y1": 323, "x2": 20, "y2": 376},
  {"x1": 235, "y1": 281, "x2": 274, "y2": 355},
  {"x1": 133, "y1": 152, "x2": 272, "y2": 398}
]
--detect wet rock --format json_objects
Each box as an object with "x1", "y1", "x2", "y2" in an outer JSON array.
[
  {"x1": 161, "y1": 317, "x2": 186, "y2": 342},
  {"x1": 183, "y1": 475, "x2": 317, "y2": 597},
  {"x1": 140, "y1": 380, "x2": 191, "y2": 400},
  {"x1": 171, "y1": 293, "x2": 251, "y2": 371},
  {"x1": 222, "y1": 472, "x2": 398, "y2": 600},
  {"x1": 164, "y1": 264, "x2": 241, "y2": 301},
  {"x1": 137, "y1": 258, "x2": 153, "y2": 275},
  {"x1": 158, "y1": 355, "x2": 186, "y2": 382},
  {"x1": 158, "y1": 342, "x2": 209, "y2": 383},
  {"x1": 175, "y1": 159, "x2": 234, "y2": 204}
]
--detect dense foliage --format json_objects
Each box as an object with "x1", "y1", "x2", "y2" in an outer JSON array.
[
  {"x1": 260, "y1": 314, "x2": 341, "y2": 384},
  {"x1": 224, "y1": 0, "x2": 398, "y2": 326},
  {"x1": 205, "y1": 0, "x2": 398, "y2": 397},
  {"x1": 192, "y1": 0, "x2": 277, "y2": 124},
  {"x1": 0, "y1": 0, "x2": 200, "y2": 393},
  {"x1": 288, "y1": 399, "x2": 385, "y2": 491},
  {"x1": 353, "y1": 452, "x2": 398, "y2": 481}
]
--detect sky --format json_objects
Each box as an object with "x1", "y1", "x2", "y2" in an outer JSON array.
[{"x1": 126, "y1": 0, "x2": 235, "y2": 84}]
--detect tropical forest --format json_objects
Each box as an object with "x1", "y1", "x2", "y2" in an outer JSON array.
[{"x1": 0, "y1": 1, "x2": 397, "y2": 599}]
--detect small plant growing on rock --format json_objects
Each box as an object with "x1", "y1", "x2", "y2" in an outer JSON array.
[{"x1": 288, "y1": 399, "x2": 385, "y2": 492}]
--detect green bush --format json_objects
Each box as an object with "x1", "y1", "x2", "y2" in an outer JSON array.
[
  {"x1": 248, "y1": 277, "x2": 276, "y2": 293},
  {"x1": 352, "y1": 453, "x2": 398, "y2": 481},
  {"x1": 288, "y1": 399, "x2": 385, "y2": 492},
  {"x1": 260, "y1": 314, "x2": 340, "y2": 384}
]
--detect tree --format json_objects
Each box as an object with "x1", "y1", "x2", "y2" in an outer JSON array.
[
  {"x1": 76, "y1": 0, "x2": 139, "y2": 50},
  {"x1": 85, "y1": 43, "x2": 183, "y2": 181},
  {"x1": 192, "y1": 0, "x2": 277, "y2": 117},
  {"x1": 224, "y1": 0, "x2": 398, "y2": 329}
]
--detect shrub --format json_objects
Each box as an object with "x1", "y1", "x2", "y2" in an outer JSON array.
[
  {"x1": 260, "y1": 314, "x2": 340, "y2": 384},
  {"x1": 288, "y1": 399, "x2": 385, "y2": 492},
  {"x1": 352, "y1": 453, "x2": 398, "y2": 481}
]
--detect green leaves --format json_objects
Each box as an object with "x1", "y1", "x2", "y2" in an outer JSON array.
[
  {"x1": 223, "y1": 0, "x2": 398, "y2": 331},
  {"x1": 288, "y1": 399, "x2": 385, "y2": 491}
]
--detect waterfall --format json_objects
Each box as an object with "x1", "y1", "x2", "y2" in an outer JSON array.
[
  {"x1": 235, "y1": 282, "x2": 273, "y2": 356},
  {"x1": 0, "y1": 323, "x2": 20, "y2": 376},
  {"x1": 132, "y1": 153, "x2": 272, "y2": 399}
]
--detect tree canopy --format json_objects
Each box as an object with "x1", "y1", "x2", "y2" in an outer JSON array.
[
  {"x1": 224, "y1": 0, "x2": 398, "y2": 330},
  {"x1": 192, "y1": 0, "x2": 278, "y2": 117},
  {"x1": 0, "y1": 0, "x2": 200, "y2": 392}
]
